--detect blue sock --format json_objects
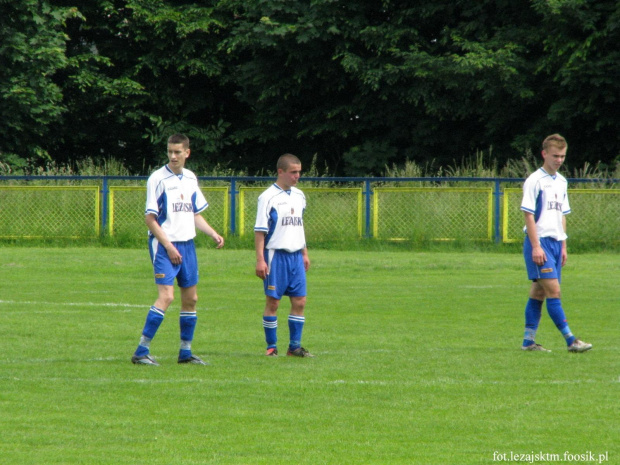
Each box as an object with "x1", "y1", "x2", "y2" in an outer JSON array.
[
  {"x1": 546, "y1": 298, "x2": 575, "y2": 346},
  {"x1": 179, "y1": 311, "x2": 197, "y2": 359},
  {"x1": 288, "y1": 315, "x2": 305, "y2": 350},
  {"x1": 523, "y1": 298, "x2": 543, "y2": 347},
  {"x1": 263, "y1": 316, "x2": 277, "y2": 349},
  {"x1": 135, "y1": 306, "x2": 165, "y2": 356}
]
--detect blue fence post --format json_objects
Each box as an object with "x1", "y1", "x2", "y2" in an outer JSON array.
[
  {"x1": 494, "y1": 179, "x2": 501, "y2": 243},
  {"x1": 101, "y1": 176, "x2": 109, "y2": 237},
  {"x1": 230, "y1": 177, "x2": 237, "y2": 235},
  {"x1": 365, "y1": 179, "x2": 372, "y2": 238}
]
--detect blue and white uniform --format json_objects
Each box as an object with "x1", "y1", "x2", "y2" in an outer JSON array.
[
  {"x1": 255, "y1": 184, "x2": 307, "y2": 299},
  {"x1": 521, "y1": 168, "x2": 571, "y2": 281},
  {"x1": 146, "y1": 165, "x2": 208, "y2": 287}
]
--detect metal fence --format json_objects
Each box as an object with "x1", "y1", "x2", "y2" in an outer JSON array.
[{"x1": 1, "y1": 176, "x2": 618, "y2": 243}]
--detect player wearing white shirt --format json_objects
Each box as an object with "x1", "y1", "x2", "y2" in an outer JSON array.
[
  {"x1": 255, "y1": 154, "x2": 313, "y2": 357},
  {"x1": 132, "y1": 134, "x2": 224, "y2": 366},
  {"x1": 520, "y1": 134, "x2": 591, "y2": 353}
]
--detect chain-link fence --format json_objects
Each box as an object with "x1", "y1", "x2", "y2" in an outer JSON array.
[
  {"x1": 503, "y1": 188, "x2": 620, "y2": 243},
  {"x1": 373, "y1": 187, "x2": 493, "y2": 240},
  {"x1": 1, "y1": 176, "x2": 618, "y2": 244},
  {"x1": 0, "y1": 186, "x2": 100, "y2": 238}
]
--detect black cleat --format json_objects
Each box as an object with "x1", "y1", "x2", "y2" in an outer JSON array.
[
  {"x1": 178, "y1": 354, "x2": 209, "y2": 365},
  {"x1": 131, "y1": 354, "x2": 160, "y2": 366}
]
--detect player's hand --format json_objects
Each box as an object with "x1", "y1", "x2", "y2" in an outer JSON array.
[
  {"x1": 166, "y1": 245, "x2": 182, "y2": 265},
  {"x1": 532, "y1": 245, "x2": 546, "y2": 266},
  {"x1": 212, "y1": 234, "x2": 224, "y2": 249},
  {"x1": 256, "y1": 260, "x2": 268, "y2": 280}
]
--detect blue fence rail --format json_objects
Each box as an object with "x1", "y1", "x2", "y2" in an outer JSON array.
[{"x1": 1, "y1": 175, "x2": 618, "y2": 243}]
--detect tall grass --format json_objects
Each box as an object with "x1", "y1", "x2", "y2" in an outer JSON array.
[{"x1": 384, "y1": 148, "x2": 620, "y2": 187}]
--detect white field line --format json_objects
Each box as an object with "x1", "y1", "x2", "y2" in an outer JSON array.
[{"x1": 0, "y1": 299, "x2": 143, "y2": 310}]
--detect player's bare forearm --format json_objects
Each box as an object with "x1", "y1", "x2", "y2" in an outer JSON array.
[
  {"x1": 254, "y1": 231, "x2": 268, "y2": 279},
  {"x1": 145, "y1": 214, "x2": 182, "y2": 263},
  {"x1": 561, "y1": 215, "x2": 567, "y2": 265},
  {"x1": 524, "y1": 212, "x2": 545, "y2": 265},
  {"x1": 194, "y1": 214, "x2": 224, "y2": 248},
  {"x1": 302, "y1": 247, "x2": 310, "y2": 271}
]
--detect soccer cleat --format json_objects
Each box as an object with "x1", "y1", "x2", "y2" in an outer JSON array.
[
  {"x1": 568, "y1": 339, "x2": 592, "y2": 353},
  {"x1": 287, "y1": 347, "x2": 314, "y2": 358},
  {"x1": 521, "y1": 343, "x2": 551, "y2": 352},
  {"x1": 178, "y1": 354, "x2": 209, "y2": 365},
  {"x1": 265, "y1": 348, "x2": 278, "y2": 356},
  {"x1": 131, "y1": 354, "x2": 160, "y2": 366}
]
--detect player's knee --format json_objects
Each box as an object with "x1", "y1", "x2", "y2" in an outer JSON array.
[
  {"x1": 265, "y1": 297, "x2": 279, "y2": 314},
  {"x1": 291, "y1": 296, "x2": 306, "y2": 314}
]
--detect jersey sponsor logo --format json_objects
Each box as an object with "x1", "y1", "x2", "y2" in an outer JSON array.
[
  {"x1": 541, "y1": 268, "x2": 553, "y2": 273},
  {"x1": 546, "y1": 200, "x2": 563, "y2": 211},
  {"x1": 172, "y1": 202, "x2": 194, "y2": 213},
  {"x1": 281, "y1": 216, "x2": 303, "y2": 226}
]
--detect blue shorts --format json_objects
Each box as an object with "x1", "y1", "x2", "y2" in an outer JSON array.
[
  {"x1": 263, "y1": 249, "x2": 306, "y2": 300},
  {"x1": 523, "y1": 236, "x2": 563, "y2": 282},
  {"x1": 149, "y1": 237, "x2": 199, "y2": 288}
]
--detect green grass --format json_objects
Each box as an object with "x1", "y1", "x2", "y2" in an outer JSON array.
[{"x1": 0, "y1": 247, "x2": 618, "y2": 464}]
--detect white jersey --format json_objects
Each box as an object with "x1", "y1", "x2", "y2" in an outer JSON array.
[
  {"x1": 145, "y1": 165, "x2": 208, "y2": 242},
  {"x1": 255, "y1": 184, "x2": 306, "y2": 252},
  {"x1": 521, "y1": 168, "x2": 571, "y2": 241}
]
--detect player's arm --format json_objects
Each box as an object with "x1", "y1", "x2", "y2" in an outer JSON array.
[
  {"x1": 301, "y1": 246, "x2": 310, "y2": 272},
  {"x1": 255, "y1": 231, "x2": 268, "y2": 280},
  {"x1": 524, "y1": 212, "x2": 546, "y2": 266},
  {"x1": 561, "y1": 215, "x2": 567, "y2": 266},
  {"x1": 145, "y1": 213, "x2": 183, "y2": 264},
  {"x1": 194, "y1": 214, "x2": 224, "y2": 248}
]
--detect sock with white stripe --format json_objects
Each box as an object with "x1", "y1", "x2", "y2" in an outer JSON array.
[
  {"x1": 288, "y1": 315, "x2": 305, "y2": 351},
  {"x1": 546, "y1": 298, "x2": 576, "y2": 346},
  {"x1": 263, "y1": 316, "x2": 277, "y2": 349},
  {"x1": 179, "y1": 311, "x2": 197, "y2": 359},
  {"x1": 135, "y1": 306, "x2": 165, "y2": 357},
  {"x1": 523, "y1": 298, "x2": 543, "y2": 347}
]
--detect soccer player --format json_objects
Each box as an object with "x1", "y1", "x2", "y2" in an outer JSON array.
[
  {"x1": 255, "y1": 154, "x2": 313, "y2": 357},
  {"x1": 131, "y1": 133, "x2": 224, "y2": 366},
  {"x1": 520, "y1": 134, "x2": 592, "y2": 353}
]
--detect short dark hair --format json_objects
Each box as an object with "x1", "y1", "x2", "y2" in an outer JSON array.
[
  {"x1": 277, "y1": 153, "x2": 301, "y2": 171},
  {"x1": 167, "y1": 133, "x2": 190, "y2": 149}
]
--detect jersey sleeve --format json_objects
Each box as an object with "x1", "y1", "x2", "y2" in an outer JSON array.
[
  {"x1": 254, "y1": 193, "x2": 270, "y2": 232},
  {"x1": 192, "y1": 187, "x2": 208, "y2": 214},
  {"x1": 562, "y1": 190, "x2": 571, "y2": 215},
  {"x1": 520, "y1": 176, "x2": 539, "y2": 214},
  {"x1": 145, "y1": 176, "x2": 161, "y2": 216}
]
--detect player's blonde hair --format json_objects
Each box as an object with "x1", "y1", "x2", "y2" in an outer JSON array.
[
  {"x1": 542, "y1": 134, "x2": 567, "y2": 152},
  {"x1": 277, "y1": 153, "x2": 301, "y2": 171}
]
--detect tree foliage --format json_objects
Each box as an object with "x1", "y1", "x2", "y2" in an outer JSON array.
[{"x1": 1, "y1": 0, "x2": 618, "y2": 175}]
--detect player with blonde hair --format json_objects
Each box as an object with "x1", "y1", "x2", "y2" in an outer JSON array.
[{"x1": 520, "y1": 134, "x2": 591, "y2": 353}]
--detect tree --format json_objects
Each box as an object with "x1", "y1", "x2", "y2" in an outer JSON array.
[{"x1": 0, "y1": 1, "x2": 80, "y2": 168}]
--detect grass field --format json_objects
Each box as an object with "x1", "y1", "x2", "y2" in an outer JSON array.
[{"x1": 0, "y1": 247, "x2": 618, "y2": 465}]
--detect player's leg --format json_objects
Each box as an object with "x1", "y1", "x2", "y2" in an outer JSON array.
[
  {"x1": 287, "y1": 296, "x2": 308, "y2": 354},
  {"x1": 522, "y1": 281, "x2": 546, "y2": 351},
  {"x1": 133, "y1": 237, "x2": 178, "y2": 365},
  {"x1": 176, "y1": 241, "x2": 207, "y2": 364},
  {"x1": 132, "y1": 284, "x2": 174, "y2": 365},
  {"x1": 262, "y1": 250, "x2": 284, "y2": 356},
  {"x1": 263, "y1": 296, "x2": 280, "y2": 355},
  {"x1": 286, "y1": 251, "x2": 312, "y2": 357}
]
